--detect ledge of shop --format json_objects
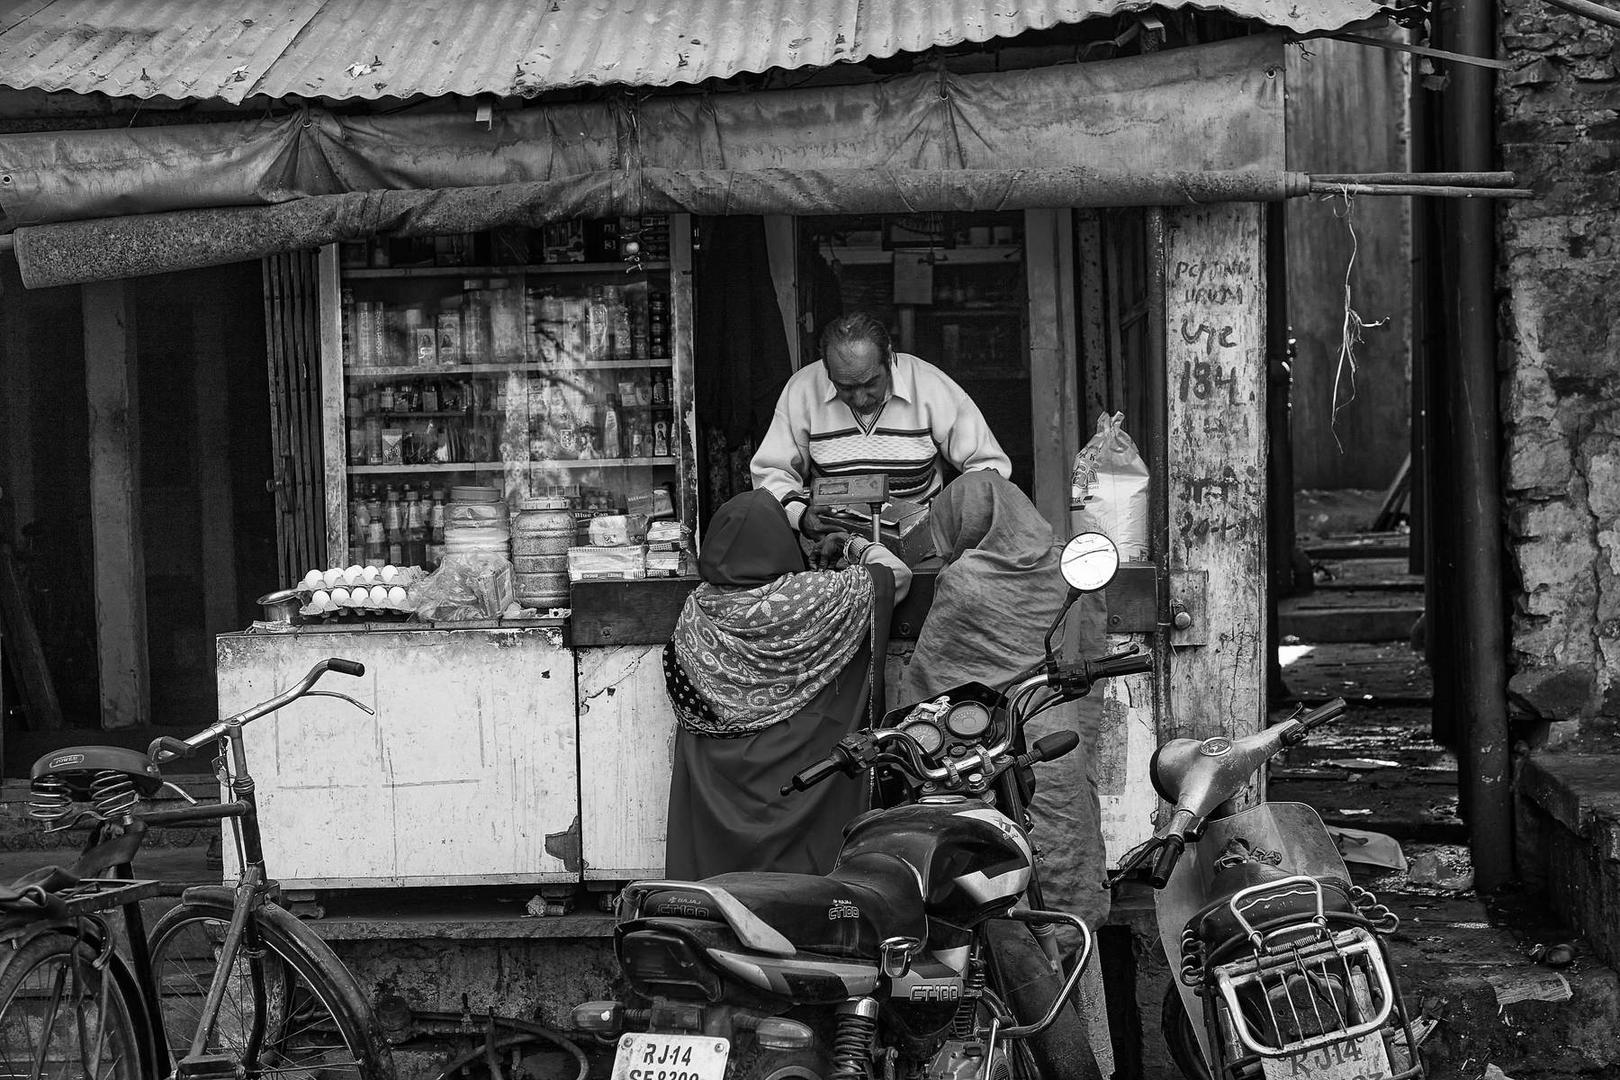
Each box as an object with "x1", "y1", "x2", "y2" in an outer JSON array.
[
  {"x1": 309, "y1": 909, "x2": 617, "y2": 941},
  {"x1": 1518, "y1": 749, "x2": 1620, "y2": 970}
]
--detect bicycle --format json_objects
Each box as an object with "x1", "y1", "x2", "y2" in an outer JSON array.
[{"x1": 1, "y1": 657, "x2": 393, "y2": 1080}]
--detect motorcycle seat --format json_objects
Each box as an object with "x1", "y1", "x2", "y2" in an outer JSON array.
[
  {"x1": 639, "y1": 851, "x2": 927, "y2": 960},
  {"x1": 1190, "y1": 861, "x2": 1356, "y2": 948}
]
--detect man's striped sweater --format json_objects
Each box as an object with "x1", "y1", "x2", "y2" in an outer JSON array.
[{"x1": 751, "y1": 351, "x2": 1011, "y2": 528}]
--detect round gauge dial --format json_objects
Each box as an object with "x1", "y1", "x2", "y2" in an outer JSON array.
[
  {"x1": 945, "y1": 701, "x2": 994, "y2": 739},
  {"x1": 900, "y1": 720, "x2": 945, "y2": 755}
]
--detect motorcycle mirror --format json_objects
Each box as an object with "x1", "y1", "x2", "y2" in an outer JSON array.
[{"x1": 1059, "y1": 532, "x2": 1120, "y2": 592}]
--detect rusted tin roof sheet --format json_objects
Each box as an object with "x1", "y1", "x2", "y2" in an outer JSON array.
[{"x1": 0, "y1": 0, "x2": 1382, "y2": 104}]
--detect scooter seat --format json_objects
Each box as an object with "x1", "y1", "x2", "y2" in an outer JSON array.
[
  {"x1": 1191, "y1": 861, "x2": 1357, "y2": 948},
  {"x1": 639, "y1": 851, "x2": 927, "y2": 960}
]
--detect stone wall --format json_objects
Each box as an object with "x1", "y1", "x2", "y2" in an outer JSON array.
[{"x1": 1498, "y1": 0, "x2": 1620, "y2": 735}]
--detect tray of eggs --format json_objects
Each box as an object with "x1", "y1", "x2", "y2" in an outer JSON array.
[{"x1": 297, "y1": 564, "x2": 426, "y2": 619}]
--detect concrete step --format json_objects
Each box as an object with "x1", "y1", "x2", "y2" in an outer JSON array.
[
  {"x1": 1278, "y1": 642, "x2": 1433, "y2": 704},
  {"x1": 1517, "y1": 751, "x2": 1620, "y2": 972},
  {"x1": 1309, "y1": 556, "x2": 1424, "y2": 589},
  {"x1": 1280, "y1": 589, "x2": 1425, "y2": 644},
  {"x1": 1380, "y1": 885, "x2": 1620, "y2": 1079}
]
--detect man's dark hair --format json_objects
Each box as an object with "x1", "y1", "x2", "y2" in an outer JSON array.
[{"x1": 820, "y1": 311, "x2": 893, "y2": 363}]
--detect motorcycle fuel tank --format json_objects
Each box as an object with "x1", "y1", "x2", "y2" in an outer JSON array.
[{"x1": 839, "y1": 798, "x2": 1033, "y2": 926}]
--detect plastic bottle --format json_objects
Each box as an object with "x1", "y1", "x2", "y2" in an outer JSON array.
[
  {"x1": 602, "y1": 394, "x2": 622, "y2": 458},
  {"x1": 404, "y1": 489, "x2": 425, "y2": 567},
  {"x1": 384, "y1": 488, "x2": 404, "y2": 566},
  {"x1": 428, "y1": 488, "x2": 446, "y2": 567},
  {"x1": 364, "y1": 507, "x2": 386, "y2": 568}
]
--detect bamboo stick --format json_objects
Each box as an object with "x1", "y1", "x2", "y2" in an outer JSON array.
[
  {"x1": 1309, "y1": 181, "x2": 1534, "y2": 198},
  {"x1": 1311, "y1": 171, "x2": 1518, "y2": 186},
  {"x1": 1539, "y1": 0, "x2": 1620, "y2": 30}
]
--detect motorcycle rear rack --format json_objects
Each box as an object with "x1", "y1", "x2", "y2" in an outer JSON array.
[
  {"x1": 1210, "y1": 918, "x2": 1397, "y2": 1060},
  {"x1": 618, "y1": 881, "x2": 797, "y2": 957}
]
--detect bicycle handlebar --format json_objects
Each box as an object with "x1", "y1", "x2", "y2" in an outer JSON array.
[{"x1": 151, "y1": 657, "x2": 367, "y2": 763}]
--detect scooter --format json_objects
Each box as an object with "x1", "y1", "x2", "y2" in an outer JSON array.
[
  {"x1": 571, "y1": 532, "x2": 1148, "y2": 1080},
  {"x1": 1110, "y1": 700, "x2": 1426, "y2": 1080}
]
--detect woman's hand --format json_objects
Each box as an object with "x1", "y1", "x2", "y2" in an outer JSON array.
[{"x1": 812, "y1": 531, "x2": 853, "y2": 570}]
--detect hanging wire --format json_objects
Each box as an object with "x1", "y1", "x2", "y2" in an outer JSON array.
[{"x1": 1325, "y1": 184, "x2": 1390, "y2": 451}]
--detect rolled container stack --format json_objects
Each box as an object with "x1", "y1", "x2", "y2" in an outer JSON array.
[
  {"x1": 443, "y1": 485, "x2": 511, "y2": 559},
  {"x1": 512, "y1": 496, "x2": 575, "y2": 610}
]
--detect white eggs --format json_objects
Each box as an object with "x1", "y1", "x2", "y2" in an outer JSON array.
[
  {"x1": 343, "y1": 565, "x2": 364, "y2": 585},
  {"x1": 331, "y1": 587, "x2": 352, "y2": 607},
  {"x1": 380, "y1": 564, "x2": 398, "y2": 583},
  {"x1": 368, "y1": 585, "x2": 390, "y2": 605},
  {"x1": 387, "y1": 585, "x2": 407, "y2": 605},
  {"x1": 322, "y1": 568, "x2": 344, "y2": 588},
  {"x1": 311, "y1": 589, "x2": 331, "y2": 610},
  {"x1": 361, "y1": 565, "x2": 380, "y2": 583},
  {"x1": 303, "y1": 569, "x2": 324, "y2": 588}
]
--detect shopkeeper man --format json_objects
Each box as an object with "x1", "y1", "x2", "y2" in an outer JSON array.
[{"x1": 751, "y1": 311, "x2": 1012, "y2": 538}]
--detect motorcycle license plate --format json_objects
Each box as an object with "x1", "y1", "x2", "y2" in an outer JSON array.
[
  {"x1": 1260, "y1": 1032, "x2": 1393, "y2": 1080},
  {"x1": 611, "y1": 1033, "x2": 731, "y2": 1080}
]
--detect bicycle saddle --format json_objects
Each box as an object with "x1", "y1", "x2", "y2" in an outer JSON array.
[{"x1": 30, "y1": 746, "x2": 164, "y2": 798}]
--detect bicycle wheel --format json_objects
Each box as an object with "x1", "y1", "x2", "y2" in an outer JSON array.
[
  {"x1": 147, "y1": 899, "x2": 391, "y2": 1080},
  {"x1": 0, "y1": 930, "x2": 145, "y2": 1080}
]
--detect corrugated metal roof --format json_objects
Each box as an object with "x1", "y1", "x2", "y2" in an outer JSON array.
[{"x1": 0, "y1": 0, "x2": 1382, "y2": 104}]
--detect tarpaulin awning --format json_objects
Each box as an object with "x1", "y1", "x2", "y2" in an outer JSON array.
[
  {"x1": 1, "y1": 35, "x2": 1299, "y2": 286},
  {"x1": 0, "y1": 0, "x2": 1383, "y2": 104},
  {"x1": 0, "y1": 35, "x2": 1284, "y2": 226}
]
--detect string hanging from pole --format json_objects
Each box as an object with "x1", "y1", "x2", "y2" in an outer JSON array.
[{"x1": 1325, "y1": 183, "x2": 1389, "y2": 452}]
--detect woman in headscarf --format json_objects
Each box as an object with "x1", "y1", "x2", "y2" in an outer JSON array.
[
  {"x1": 664, "y1": 488, "x2": 911, "y2": 879},
  {"x1": 900, "y1": 470, "x2": 1107, "y2": 922},
  {"x1": 899, "y1": 471, "x2": 1110, "y2": 1079}
]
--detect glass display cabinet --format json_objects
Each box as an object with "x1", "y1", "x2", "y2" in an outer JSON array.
[{"x1": 316, "y1": 215, "x2": 695, "y2": 569}]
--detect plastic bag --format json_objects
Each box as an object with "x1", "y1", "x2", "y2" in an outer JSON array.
[
  {"x1": 412, "y1": 552, "x2": 516, "y2": 621},
  {"x1": 1070, "y1": 411, "x2": 1150, "y2": 561}
]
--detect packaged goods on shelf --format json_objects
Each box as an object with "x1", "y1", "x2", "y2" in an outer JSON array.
[
  {"x1": 568, "y1": 545, "x2": 647, "y2": 581},
  {"x1": 645, "y1": 520, "x2": 691, "y2": 547},
  {"x1": 645, "y1": 549, "x2": 695, "y2": 577},
  {"x1": 587, "y1": 514, "x2": 649, "y2": 547}
]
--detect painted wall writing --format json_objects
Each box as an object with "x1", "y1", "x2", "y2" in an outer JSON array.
[{"x1": 1165, "y1": 205, "x2": 1267, "y2": 745}]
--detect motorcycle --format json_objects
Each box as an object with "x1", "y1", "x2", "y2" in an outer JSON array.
[
  {"x1": 571, "y1": 532, "x2": 1148, "y2": 1080},
  {"x1": 1110, "y1": 699, "x2": 1426, "y2": 1080}
]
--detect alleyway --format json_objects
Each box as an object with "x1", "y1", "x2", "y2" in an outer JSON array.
[{"x1": 1262, "y1": 514, "x2": 1620, "y2": 1080}]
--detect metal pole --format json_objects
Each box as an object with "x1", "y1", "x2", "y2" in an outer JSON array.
[
  {"x1": 1264, "y1": 200, "x2": 1295, "y2": 705},
  {"x1": 1145, "y1": 208, "x2": 1175, "y2": 737},
  {"x1": 1446, "y1": 0, "x2": 1514, "y2": 891}
]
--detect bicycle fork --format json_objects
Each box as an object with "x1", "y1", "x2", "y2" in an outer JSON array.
[{"x1": 178, "y1": 725, "x2": 272, "y2": 1080}]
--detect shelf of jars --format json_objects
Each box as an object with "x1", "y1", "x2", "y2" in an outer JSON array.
[
  {"x1": 343, "y1": 261, "x2": 671, "y2": 279},
  {"x1": 349, "y1": 458, "x2": 677, "y2": 474},
  {"x1": 345, "y1": 358, "x2": 673, "y2": 378}
]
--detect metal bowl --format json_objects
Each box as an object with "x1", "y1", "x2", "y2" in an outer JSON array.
[{"x1": 256, "y1": 587, "x2": 304, "y2": 625}]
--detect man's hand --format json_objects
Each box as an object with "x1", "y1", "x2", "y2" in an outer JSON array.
[
  {"x1": 799, "y1": 504, "x2": 835, "y2": 540},
  {"x1": 811, "y1": 532, "x2": 853, "y2": 570}
]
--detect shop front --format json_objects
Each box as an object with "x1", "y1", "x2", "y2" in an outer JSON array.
[
  {"x1": 212, "y1": 203, "x2": 1110, "y2": 897},
  {"x1": 0, "y1": 6, "x2": 1386, "y2": 1063}
]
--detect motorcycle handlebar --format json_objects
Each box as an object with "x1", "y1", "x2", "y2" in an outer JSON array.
[
  {"x1": 781, "y1": 755, "x2": 844, "y2": 797},
  {"x1": 1088, "y1": 650, "x2": 1154, "y2": 680},
  {"x1": 1149, "y1": 834, "x2": 1186, "y2": 888},
  {"x1": 1284, "y1": 697, "x2": 1347, "y2": 742}
]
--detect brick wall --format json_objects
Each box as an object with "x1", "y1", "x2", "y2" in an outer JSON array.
[{"x1": 1499, "y1": 0, "x2": 1620, "y2": 734}]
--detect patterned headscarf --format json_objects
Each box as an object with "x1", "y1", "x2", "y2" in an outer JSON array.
[{"x1": 671, "y1": 491, "x2": 874, "y2": 736}]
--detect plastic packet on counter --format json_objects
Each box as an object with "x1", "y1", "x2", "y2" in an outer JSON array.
[{"x1": 413, "y1": 553, "x2": 516, "y2": 620}]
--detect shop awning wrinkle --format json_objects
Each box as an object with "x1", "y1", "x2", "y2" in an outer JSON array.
[{"x1": 0, "y1": 0, "x2": 1385, "y2": 104}]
